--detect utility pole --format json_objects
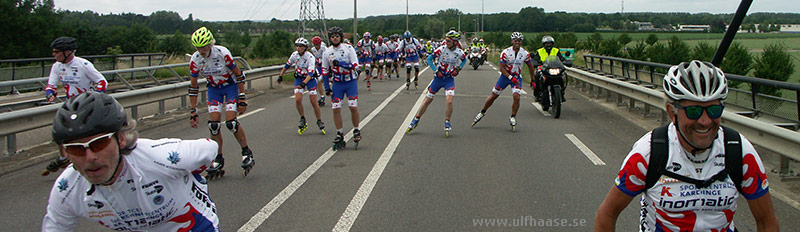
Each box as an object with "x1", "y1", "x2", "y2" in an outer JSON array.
[
  {"x1": 354, "y1": 0, "x2": 358, "y2": 43},
  {"x1": 405, "y1": 0, "x2": 409, "y2": 31},
  {"x1": 481, "y1": 0, "x2": 484, "y2": 32}
]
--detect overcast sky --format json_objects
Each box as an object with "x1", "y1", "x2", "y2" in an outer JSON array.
[{"x1": 55, "y1": 0, "x2": 799, "y2": 22}]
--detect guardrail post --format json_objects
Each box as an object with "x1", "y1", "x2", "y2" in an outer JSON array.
[
  {"x1": 5, "y1": 134, "x2": 16, "y2": 156},
  {"x1": 181, "y1": 96, "x2": 187, "y2": 109},
  {"x1": 247, "y1": 80, "x2": 253, "y2": 91},
  {"x1": 796, "y1": 91, "x2": 799, "y2": 122},
  {"x1": 599, "y1": 58, "x2": 603, "y2": 72},
  {"x1": 629, "y1": 98, "x2": 636, "y2": 111},
  {"x1": 609, "y1": 60, "x2": 614, "y2": 76},
  {"x1": 649, "y1": 66, "x2": 655, "y2": 84},
  {"x1": 634, "y1": 64, "x2": 640, "y2": 81},
  {"x1": 590, "y1": 56, "x2": 594, "y2": 70},
  {"x1": 158, "y1": 100, "x2": 165, "y2": 115},
  {"x1": 751, "y1": 84, "x2": 759, "y2": 112},
  {"x1": 131, "y1": 106, "x2": 138, "y2": 120},
  {"x1": 644, "y1": 104, "x2": 651, "y2": 117},
  {"x1": 269, "y1": 76, "x2": 274, "y2": 89},
  {"x1": 201, "y1": 91, "x2": 207, "y2": 103},
  {"x1": 130, "y1": 56, "x2": 135, "y2": 80}
]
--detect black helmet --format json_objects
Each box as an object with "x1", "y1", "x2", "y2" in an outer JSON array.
[
  {"x1": 328, "y1": 27, "x2": 344, "y2": 37},
  {"x1": 52, "y1": 92, "x2": 127, "y2": 144},
  {"x1": 51, "y1": 36, "x2": 78, "y2": 51}
]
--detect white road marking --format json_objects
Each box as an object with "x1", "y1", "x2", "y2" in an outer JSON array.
[
  {"x1": 565, "y1": 134, "x2": 606, "y2": 166},
  {"x1": 531, "y1": 102, "x2": 551, "y2": 117},
  {"x1": 333, "y1": 67, "x2": 431, "y2": 232},
  {"x1": 238, "y1": 108, "x2": 265, "y2": 119},
  {"x1": 236, "y1": 67, "x2": 429, "y2": 232}
]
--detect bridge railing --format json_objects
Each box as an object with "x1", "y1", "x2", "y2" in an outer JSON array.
[
  {"x1": 0, "y1": 60, "x2": 287, "y2": 156},
  {"x1": 1, "y1": 53, "x2": 168, "y2": 94},
  {"x1": 582, "y1": 54, "x2": 800, "y2": 125},
  {"x1": 573, "y1": 54, "x2": 800, "y2": 180}
]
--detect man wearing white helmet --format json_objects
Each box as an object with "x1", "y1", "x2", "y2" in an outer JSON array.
[
  {"x1": 532, "y1": 35, "x2": 567, "y2": 102},
  {"x1": 595, "y1": 61, "x2": 778, "y2": 231},
  {"x1": 279, "y1": 37, "x2": 326, "y2": 135}
]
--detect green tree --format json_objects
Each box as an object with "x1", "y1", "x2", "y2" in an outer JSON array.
[
  {"x1": 241, "y1": 30, "x2": 252, "y2": 47},
  {"x1": 647, "y1": 43, "x2": 669, "y2": 64},
  {"x1": 159, "y1": 30, "x2": 191, "y2": 55},
  {"x1": 585, "y1": 32, "x2": 603, "y2": 53},
  {"x1": 645, "y1": 34, "x2": 659, "y2": 46},
  {"x1": 147, "y1": 11, "x2": 183, "y2": 34},
  {"x1": 252, "y1": 30, "x2": 294, "y2": 58},
  {"x1": 665, "y1": 36, "x2": 691, "y2": 65},
  {"x1": 690, "y1": 41, "x2": 716, "y2": 62},
  {"x1": 598, "y1": 38, "x2": 622, "y2": 57},
  {"x1": 617, "y1": 33, "x2": 632, "y2": 47},
  {"x1": 626, "y1": 40, "x2": 648, "y2": 60},
  {"x1": 720, "y1": 42, "x2": 753, "y2": 88},
  {"x1": 752, "y1": 42, "x2": 795, "y2": 97}
]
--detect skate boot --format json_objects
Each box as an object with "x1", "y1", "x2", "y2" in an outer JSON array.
[
  {"x1": 332, "y1": 131, "x2": 346, "y2": 151},
  {"x1": 298, "y1": 117, "x2": 308, "y2": 135},
  {"x1": 241, "y1": 148, "x2": 255, "y2": 177},
  {"x1": 510, "y1": 116, "x2": 517, "y2": 132},
  {"x1": 318, "y1": 95, "x2": 326, "y2": 106},
  {"x1": 471, "y1": 112, "x2": 485, "y2": 127},
  {"x1": 41, "y1": 157, "x2": 70, "y2": 176},
  {"x1": 353, "y1": 129, "x2": 362, "y2": 150},
  {"x1": 444, "y1": 120, "x2": 452, "y2": 138},
  {"x1": 205, "y1": 154, "x2": 225, "y2": 180},
  {"x1": 406, "y1": 117, "x2": 420, "y2": 134},
  {"x1": 406, "y1": 78, "x2": 411, "y2": 90},
  {"x1": 366, "y1": 80, "x2": 371, "y2": 91},
  {"x1": 414, "y1": 78, "x2": 419, "y2": 89},
  {"x1": 317, "y1": 119, "x2": 326, "y2": 135}
]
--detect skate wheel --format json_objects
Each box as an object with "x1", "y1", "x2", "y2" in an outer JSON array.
[
  {"x1": 445, "y1": 131, "x2": 450, "y2": 138},
  {"x1": 41, "y1": 170, "x2": 51, "y2": 176},
  {"x1": 321, "y1": 129, "x2": 326, "y2": 135},
  {"x1": 405, "y1": 128, "x2": 411, "y2": 134},
  {"x1": 354, "y1": 142, "x2": 359, "y2": 150},
  {"x1": 242, "y1": 169, "x2": 249, "y2": 178},
  {"x1": 511, "y1": 126, "x2": 516, "y2": 132}
]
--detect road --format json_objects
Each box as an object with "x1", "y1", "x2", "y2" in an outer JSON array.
[{"x1": 3, "y1": 62, "x2": 799, "y2": 231}]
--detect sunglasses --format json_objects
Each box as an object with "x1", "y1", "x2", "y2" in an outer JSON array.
[
  {"x1": 63, "y1": 132, "x2": 116, "y2": 156},
  {"x1": 673, "y1": 103, "x2": 724, "y2": 120}
]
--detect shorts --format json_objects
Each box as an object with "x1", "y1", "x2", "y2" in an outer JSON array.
[
  {"x1": 294, "y1": 77, "x2": 318, "y2": 91},
  {"x1": 428, "y1": 76, "x2": 455, "y2": 96},
  {"x1": 207, "y1": 84, "x2": 239, "y2": 112},
  {"x1": 493, "y1": 74, "x2": 522, "y2": 95},
  {"x1": 358, "y1": 57, "x2": 372, "y2": 66},
  {"x1": 405, "y1": 55, "x2": 420, "y2": 67},
  {"x1": 331, "y1": 80, "x2": 358, "y2": 103}
]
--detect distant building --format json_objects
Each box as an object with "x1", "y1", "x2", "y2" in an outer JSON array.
[
  {"x1": 678, "y1": 24, "x2": 710, "y2": 32},
  {"x1": 632, "y1": 21, "x2": 655, "y2": 31},
  {"x1": 779, "y1": 24, "x2": 800, "y2": 33}
]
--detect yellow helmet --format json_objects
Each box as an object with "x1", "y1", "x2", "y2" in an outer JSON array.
[{"x1": 192, "y1": 27, "x2": 214, "y2": 47}]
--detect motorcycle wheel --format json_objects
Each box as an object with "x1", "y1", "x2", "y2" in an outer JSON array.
[
  {"x1": 552, "y1": 85, "x2": 562, "y2": 119},
  {"x1": 541, "y1": 87, "x2": 550, "y2": 112}
]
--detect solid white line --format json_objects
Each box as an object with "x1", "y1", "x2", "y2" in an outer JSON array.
[
  {"x1": 238, "y1": 108, "x2": 265, "y2": 119},
  {"x1": 236, "y1": 67, "x2": 428, "y2": 232},
  {"x1": 531, "y1": 102, "x2": 551, "y2": 117},
  {"x1": 333, "y1": 68, "x2": 431, "y2": 232},
  {"x1": 565, "y1": 134, "x2": 606, "y2": 166}
]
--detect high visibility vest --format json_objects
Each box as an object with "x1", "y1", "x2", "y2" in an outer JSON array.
[{"x1": 537, "y1": 47, "x2": 560, "y2": 63}]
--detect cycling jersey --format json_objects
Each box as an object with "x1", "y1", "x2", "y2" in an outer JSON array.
[
  {"x1": 284, "y1": 51, "x2": 316, "y2": 76},
  {"x1": 429, "y1": 46, "x2": 466, "y2": 75},
  {"x1": 43, "y1": 138, "x2": 220, "y2": 232},
  {"x1": 46, "y1": 56, "x2": 108, "y2": 99},
  {"x1": 311, "y1": 43, "x2": 327, "y2": 66},
  {"x1": 397, "y1": 38, "x2": 423, "y2": 58},
  {"x1": 615, "y1": 123, "x2": 769, "y2": 232},
  {"x1": 499, "y1": 46, "x2": 532, "y2": 76},
  {"x1": 386, "y1": 41, "x2": 399, "y2": 59},
  {"x1": 355, "y1": 39, "x2": 374, "y2": 59},
  {"x1": 373, "y1": 43, "x2": 390, "y2": 61},
  {"x1": 189, "y1": 45, "x2": 238, "y2": 87},
  {"x1": 321, "y1": 44, "x2": 360, "y2": 82}
]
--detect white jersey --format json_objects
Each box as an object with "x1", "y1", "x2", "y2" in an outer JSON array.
[
  {"x1": 397, "y1": 38, "x2": 423, "y2": 57},
  {"x1": 615, "y1": 123, "x2": 769, "y2": 232},
  {"x1": 189, "y1": 45, "x2": 238, "y2": 87},
  {"x1": 386, "y1": 41, "x2": 398, "y2": 54},
  {"x1": 430, "y1": 46, "x2": 466, "y2": 74},
  {"x1": 498, "y1": 47, "x2": 532, "y2": 76},
  {"x1": 311, "y1": 44, "x2": 327, "y2": 65},
  {"x1": 321, "y1": 44, "x2": 360, "y2": 82},
  {"x1": 374, "y1": 43, "x2": 390, "y2": 57},
  {"x1": 284, "y1": 51, "x2": 316, "y2": 76},
  {"x1": 42, "y1": 138, "x2": 220, "y2": 232},
  {"x1": 46, "y1": 56, "x2": 108, "y2": 99},
  {"x1": 355, "y1": 39, "x2": 374, "y2": 58}
]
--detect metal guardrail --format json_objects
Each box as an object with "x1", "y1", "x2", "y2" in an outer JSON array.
[
  {"x1": 583, "y1": 54, "x2": 800, "y2": 123},
  {"x1": 568, "y1": 65, "x2": 800, "y2": 179},
  {"x1": 0, "y1": 62, "x2": 285, "y2": 155},
  {"x1": 1, "y1": 53, "x2": 168, "y2": 94}
]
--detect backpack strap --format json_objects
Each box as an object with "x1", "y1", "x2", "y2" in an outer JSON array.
[
  {"x1": 722, "y1": 126, "x2": 744, "y2": 193},
  {"x1": 645, "y1": 125, "x2": 670, "y2": 190}
]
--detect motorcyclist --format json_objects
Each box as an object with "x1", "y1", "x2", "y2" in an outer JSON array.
[{"x1": 532, "y1": 35, "x2": 567, "y2": 102}]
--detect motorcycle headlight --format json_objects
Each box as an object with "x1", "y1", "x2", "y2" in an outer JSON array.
[{"x1": 548, "y1": 68, "x2": 561, "y2": 76}]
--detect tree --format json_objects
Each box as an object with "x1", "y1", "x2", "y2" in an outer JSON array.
[
  {"x1": 645, "y1": 34, "x2": 659, "y2": 46},
  {"x1": 241, "y1": 30, "x2": 252, "y2": 47},
  {"x1": 665, "y1": 36, "x2": 691, "y2": 65},
  {"x1": 617, "y1": 33, "x2": 632, "y2": 47},
  {"x1": 585, "y1": 32, "x2": 604, "y2": 53},
  {"x1": 147, "y1": 11, "x2": 183, "y2": 34},
  {"x1": 710, "y1": 20, "x2": 726, "y2": 33},
  {"x1": 251, "y1": 31, "x2": 295, "y2": 59},
  {"x1": 159, "y1": 30, "x2": 192, "y2": 55},
  {"x1": 752, "y1": 42, "x2": 795, "y2": 97},
  {"x1": 598, "y1": 38, "x2": 623, "y2": 57},
  {"x1": 647, "y1": 43, "x2": 669, "y2": 64},
  {"x1": 626, "y1": 40, "x2": 648, "y2": 61},
  {"x1": 690, "y1": 41, "x2": 716, "y2": 62}
]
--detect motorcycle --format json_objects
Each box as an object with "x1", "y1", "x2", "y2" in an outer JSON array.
[
  {"x1": 537, "y1": 55, "x2": 572, "y2": 119},
  {"x1": 480, "y1": 47, "x2": 487, "y2": 65},
  {"x1": 469, "y1": 47, "x2": 482, "y2": 70}
]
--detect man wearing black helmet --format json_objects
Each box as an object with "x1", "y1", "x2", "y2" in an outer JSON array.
[
  {"x1": 320, "y1": 27, "x2": 362, "y2": 150},
  {"x1": 42, "y1": 92, "x2": 221, "y2": 231},
  {"x1": 41, "y1": 36, "x2": 109, "y2": 176}
]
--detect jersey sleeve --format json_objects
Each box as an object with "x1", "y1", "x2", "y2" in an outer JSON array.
[
  {"x1": 45, "y1": 65, "x2": 60, "y2": 97},
  {"x1": 41, "y1": 177, "x2": 79, "y2": 232},
  {"x1": 499, "y1": 50, "x2": 509, "y2": 65},
  {"x1": 306, "y1": 54, "x2": 316, "y2": 75},
  {"x1": 217, "y1": 46, "x2": 238, "y2": 70},
  {"x1": 321, "y1": 50, "x2": 331, "y2": 76},
  {"x1": 174, "y1": 138, "x2": 219, "y2": 175},
  {"x1": 348, "y1": 46, "x2": 359, "y2": 69},
  {"x1": 284, "y1": 52, "x2": 298, "y2": 69},
  {"x1": 524, "y1": 51, "x2": 532, "y2": 64},
  {"x1": 614, "y1": 133, "x2": 652, "y2": 197},
  {"x1": 189, "y1": 53, "x2": 201, "y2": 78},
  {"x1": 739, "y1": 135, "x2": 770, "y2": 200},
  {"x1": 81, "y1": 60, "x2": 107, "y2": 92}
]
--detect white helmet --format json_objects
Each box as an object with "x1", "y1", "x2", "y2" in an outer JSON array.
[
  {"x1": 510, "y1": 32, "x2": 523, "y2": 40},
  {"x1": 663, "y1": 60, "x2": 728, "y2": 102},
  {"x1": 295, "y1": 37, "x2": 309, "y2": 47},
  {"x1": 542, "y1": 35, "x2": 555, "y2": 45}
]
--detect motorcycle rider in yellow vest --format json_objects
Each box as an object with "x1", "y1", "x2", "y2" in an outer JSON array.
[{"x1": 532, "y1": 35, "x2": 567, "y2": 102}]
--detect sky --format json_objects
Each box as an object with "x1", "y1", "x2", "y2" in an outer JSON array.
[{"x1": 54, "y1": 0, "x2": 799, "y2": 22}]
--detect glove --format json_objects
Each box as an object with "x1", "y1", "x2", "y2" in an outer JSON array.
[
  {"x1": 277, "y1": 76, "x2": 284, "y2": 84},
  {"x1": 530, "y1": 82, "x2": 536, "y2": 90},
  {"x1": 189, "y1": 108, "x2": 199, "y2": 128},
  {"x1": 511, "y1": 76, "x2": 520, "y2": 86},
  {"x1": 325, "y1": 88, "x2": 332, "y2": 96},
  {"x1": 452, "y1": 67, "x2": 461, "y2": 77},
  {"x1": 332, "y1": 60, "x2": 340, "y2": 67},
  {"x1": 436, "y1": 70, "x2": 444, "y2": 78},
  {"x1": 299, "y1": 81, "x2": 307, "y2": 89}
]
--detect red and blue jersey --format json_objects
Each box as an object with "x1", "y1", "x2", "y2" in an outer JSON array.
[
  {"x1": 189, "y1": 45, "x2": 238, "y2": 87},
  {"x1": 498, "y1": 47, "x2": 531, "y2": 76}
]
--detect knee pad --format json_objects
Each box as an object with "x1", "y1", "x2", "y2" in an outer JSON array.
[
  {"x1": 208, "y1": 121, "x2": 221, "y2": 135},
  {"x1": 226, "y1": 118, "x2": 240, "y2": 133},
  {"x1": 406, "y1": 67, "x2": 412, "y2": 74}
]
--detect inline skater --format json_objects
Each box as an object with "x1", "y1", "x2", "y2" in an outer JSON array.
[
  {"x1": 42, "y1": 92, "x2": 220, "y2": 231},
  {"x1": 41, "y1": 36, "x2": 109, "y2": 176},
  {"x1": 279, "y1": 37, "x2": 326, "y2": 135},
  {"x1": 311, "y1": 36, "x2": 328, "y2": 106},
  {"x1": 471, "y1": 32, "x2": 534, "y2": 132},
  {"x1": 406, "y1": 30, "x2": 466, "y2": 137},
  {"x1": 373, "y1": 35, "x2": 390, "y2": 81},
  {"x1": 397, "y1": 31, "x2": 425, "y2": 90},
  {"x1": 355, "y1": 32, "x2": 375, "y2": 90},
  {"x1": 321, "y1": 27, "x2": 362, "y2": 150},
  {"x1": 386, "y1": 35, "x2": 400, "y2": 79},
  {"x1": 594, "y1": 61, "x2": 778, "y2": 231},
  {"x1": 188, "y1": 27, "x2": 254, "y2": 179}
]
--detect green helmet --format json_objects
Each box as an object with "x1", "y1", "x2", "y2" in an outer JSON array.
[{"x1": 192, "y1": 27, "x2": 214, "y2": 47}]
